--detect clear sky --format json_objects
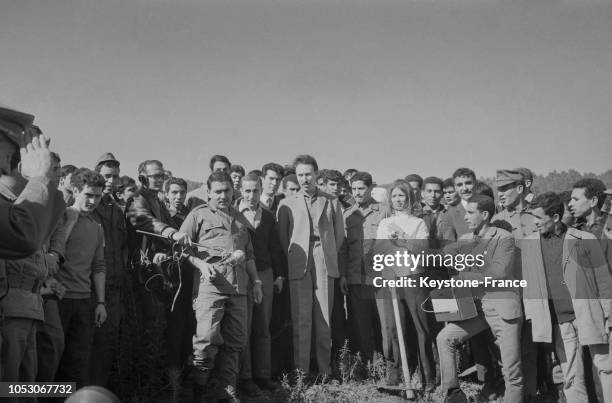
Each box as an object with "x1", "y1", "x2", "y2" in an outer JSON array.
[{"x1": 2, "y1": 0, "x2": 610, "y2": 183}]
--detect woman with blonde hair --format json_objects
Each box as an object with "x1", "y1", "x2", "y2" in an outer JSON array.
[{"x1": 375, "y1": 179, "x2": 437, "y2": 392}]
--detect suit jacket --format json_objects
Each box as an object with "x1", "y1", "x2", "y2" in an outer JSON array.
[
  {"x1": 277, "y1": 191, "x2": 345, "y2": 280},
  {"x1": 93, "y1": 195, "x2": 128, "y2": 289},
  {"x1": 438, "y1": 202, "x2": 469, "y2": 244},
  {"x1": 260, "y1": 194, "x2": 285, "y2": 216},
  {"x1": 241, "y1": 206, "x2": 287, "y2": 278},
  {"x1": 451, "y1": 226, "x2": 523, "y2": 320},
  {"x1": 522, "y1": 227, "x2": 612, "y2": 345}
]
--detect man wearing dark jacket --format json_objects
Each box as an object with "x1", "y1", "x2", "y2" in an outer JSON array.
[{"x1": 237, "y1": 174, "x2": 286, "y2": 396}]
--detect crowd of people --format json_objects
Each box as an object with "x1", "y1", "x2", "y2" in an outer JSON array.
[{"x1": 1, "y1": 104, "x2": 612, "y2": 403}]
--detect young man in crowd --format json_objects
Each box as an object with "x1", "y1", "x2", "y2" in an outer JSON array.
[
  {"x1": 438, "y1": 168, "x2": 477, "y2": 243},
  {"x1": 58, "y1": 165, "x2": 77, "y2": 206},
  {"x1": 342, "y1": 171, "x2": 383, "y2": 362},
  {"x1": 343, "y1": 169, "x2": 357, "y2": 183},
  {"x1": 443, "y1": 177, "x2": 460, "y2": 207},
  {"x1": 438, "y1": 195, "x2": 524, "y2": 403},
  {"x1": 90, "y1": 153, "x2": 128, "y2": 390},
  {"x1": 164, "y1": 176, "x2": 189, "y2": 228},
  {"x1": 53, "y1": 168, "x2": 108, "y2": 389},
  {"x1": 281, "y1": 174, "x2": 300, "y2": 197},
  {"x1": 516, "y1": 168, "x2": 535, "y2": 204},
  {"x1": 115, "y1": 175, "x2": 138, "y2": 210},
  {"x1": 237, "y1": 174, "x2": 285, "y2": 397},
  {"x1": 522, "y1": 192, "x2": 612, "y2": 403},
  {"x1": 421, "y1": 176, "x2": 445, "y2": 249},
  {"x1": 230, "y1": 164, "x2": 245, "y2": 201},
  {"x1": 319, "y1": 168, "x2": 349, "y2": 365},
  {"x1": 568, "y1": 178, "x2": 611, "y2": 403},
  {"x1": 277, "y1": 155, "x2": 345, "y2": 376},
  {"x1": 179, "y1": 171, "x2": 263, "y2": 402},
  {"x1": 491, "y1": 169, "x2": 539, "y2": 401},
  {"x1": 185, "y1": 154, "x2": 232, "y2": 211},
  {"x1": 260, "y1": 162, "x2": 285, "y2": 214}
]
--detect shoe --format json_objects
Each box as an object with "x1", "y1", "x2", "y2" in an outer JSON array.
[
  {"x1": 238, "y1": 379, "x2": 262, "y2": 397},
  {"x1": 445, "y1": 388, "x2": 469, "y2": 403},
  {"x1": 254, "y1": 377, "x2": 278, "y2": 391}
]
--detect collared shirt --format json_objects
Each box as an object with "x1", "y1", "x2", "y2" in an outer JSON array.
[
  {"x1": 492, "y1": 204, "x2": 537, "y2": 241},
  {"x1": 302, "y1": 189, "x2": 320, "y2": 239},
  {"x1": 260, "y1": 193, "x2": 275, "y2": 211},
  {"x1": 238, "y1": 200, "x2": 262, "y2": 229},
  {"x1": 422, "y1": 203, "x2": 445, "y2": 249},
  {"x1": 179, "y1": 205, "x2": 254, "y2": 295}
]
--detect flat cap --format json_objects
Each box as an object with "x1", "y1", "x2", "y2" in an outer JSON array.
[
  {"x1": 605, "y1": 188, "x2": 612, "y2": 196},
  {"x1": 515, "y1": 167, "x2": 533, "y2": 182},
  {"x1": 95, "y1": 152, "x2": 119, "y2": 168},
  {"x1": 495, "y1": 169, "x2": 524, "y2": 187},
  {"x1": 0, "y1": 104, "x2": 36, "y2": 145}
]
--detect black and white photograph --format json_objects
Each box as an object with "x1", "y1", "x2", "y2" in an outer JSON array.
[{"x1": 1, "y1": 1, "x2": 611, "y2": 402}]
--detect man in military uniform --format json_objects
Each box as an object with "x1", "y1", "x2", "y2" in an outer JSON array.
[
  {"x1": 0, "y1": 105, "x2": 65, "y2": 259},
  {"x1": 180, "y1": 171, "x2": 263, "y2": 402}
]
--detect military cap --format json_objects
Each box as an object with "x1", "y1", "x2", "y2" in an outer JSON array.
[
  {"x1": 606, "y1": 188, "x2": 612, "y2": 196},
  {"x1": 95, "y1": 152, "x2": 120, "y2": 168},
  {"x1": 515, "y1": 167, "x2": 534, "y2": 182},
  {"x1": 0, "y1": 104, "x2": 36, "y2": 145},
  {"x1": 495, "y1": 169, "x2": 524, "y2": 188}
]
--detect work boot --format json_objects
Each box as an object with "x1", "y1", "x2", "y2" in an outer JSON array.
[
  {"x1": 238, "y1": 378, "x2": 262, "y2": 397},
  {"x1": 254, "y1": 377, "x2": 279, "y2": 391},
  {"x1": 445, "y1": 388, "x2": 469, "y2": 403}
]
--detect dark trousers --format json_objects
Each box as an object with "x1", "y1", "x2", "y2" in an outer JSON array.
[
  {"x1": 165, "y1": 264, "x2": 196, "y2": 369},
  {"x1": 376, "y1": 280, "x2": 436, "y2": 386},
  {"x1": 56, "y1": 297, "x2": 93, "y2": 389},
  {"x1": 331, "y1": 278, "x2": 348, "y2": 362},
  {"x1": 89, "y1": 289, "x2": 121, "y2": 388},
  {"x1": 346, "y1": 284, "x2": 380, "y2": 363},
  {"x1": 37, "y1": 298, "x2": 65, "y2": 383},
  {"x1": 270, "y1": 277, "x2": 293, "y2": 378}
]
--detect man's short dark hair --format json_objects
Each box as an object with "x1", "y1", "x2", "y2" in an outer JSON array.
[
  {"x1": 248, "y1": 169, "x2": 263, "y2": 177},
  {"x1": 283, "y1": 165, "x2": 296, "y2": 176},
  {"x1": 572, "y1": 178, "x2": 606, "y2": 209},
  {"x1": 261, "y1": 162, "x2": 284, "y2": 178},
  {"x1": 282, "y1": 174, "x2": 298, "y2": 189},
  {"x1": 531, "y1": 192, "x2": 564, "y2": 218},
  {"x1": 164, "y1": 177, "x2": 188, "y2": 193},
  {"x1": 442, "y1": 177, "x2": 454, "y2": 189},
  {"x1": 61, "y1": 165, "x2": 77, "y2": 179},
  {"x1": 343, "y1": 168, "x2": 357, "y2": 177},
  {"x1": 559, "y1": 190, "x2": 572, "y2": 205},
  {"x1": 138, "y1": 160, "x2": 163, "y2": 176},
  {"x1": 207, "y1": 171, "x2": 232, "y2": 190},
  {"x1": 320, "y1": 169, "x2": 343, "y2": 184},
  {"x1": 452, "y1": 168, "x2": 476, "y2": 181},
  {"x1": 405, "y1": 174, "x2": 423, "y2": 188},
  {"x1": 209, "y1": 155, "x2": 231, "y2": 171},
  {"x1": 423, "y1": 176, "x2": 443, "y2": 189},
  {"x1": 118, "y1": 175, "x2": 136, "y2": 191},
  {"x1": 467, "y1": 194, "x2": 496, "y2": 218},
  {"x1": 71, "y1": 168, "x2": 106, "y2": 192},
  {"x1": 293, "y1": 155, "x2": 318, "y2": 172},
  {"x1": 230, "y1": 164, "x2": 245, "y2": 176},
  {"x1": 350, "y1": 171, "x2": 373, "y2": 188},
  {"x1": 95, "y1": 160, "x2": 120, "y2": 173},
  {"x1": 473, "y1": 181, "x2": 494, "y2": 199}
]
